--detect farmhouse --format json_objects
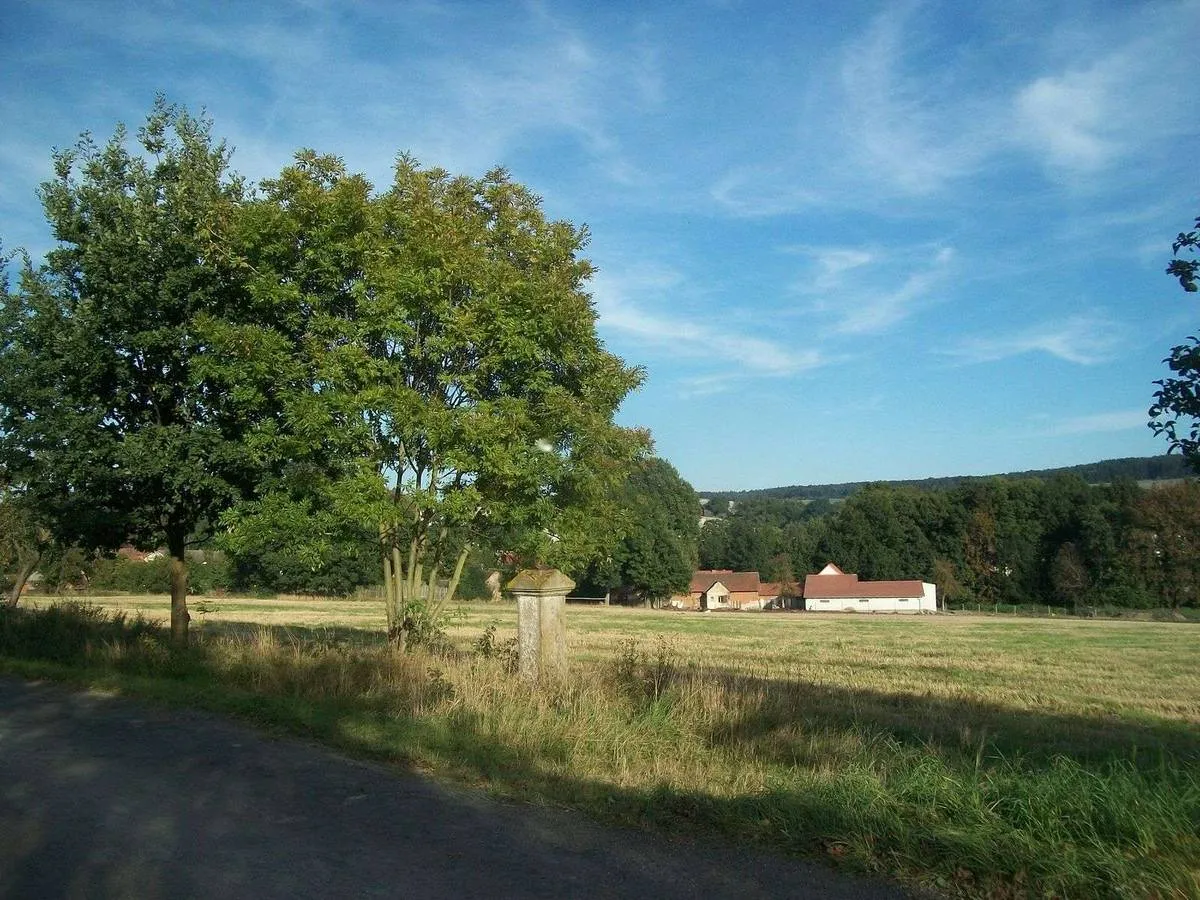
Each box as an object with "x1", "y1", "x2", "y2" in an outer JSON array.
[
  {"x1": 802, "y1": 563, "x2": 937, "y2": 613},
  {"x1": 673, "y1": 570, "x2": 761, "y2": 610},
  {"x1": 671, "y1": 571, "x2": 802, "y2": 610}
]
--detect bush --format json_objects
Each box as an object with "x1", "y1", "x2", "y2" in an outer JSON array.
[
  {"x1": 472, "y1": 624, "x2": 518, "y2": 673},
  {"x1": 0, "y1": 601, "x2": 161, "y2": 665},
  {"x1": 88, "y1": 551, "x2": 232, "y2": 595},
  {"x1": 229, "y1": 544, "x2": 378, "y2": 596}
]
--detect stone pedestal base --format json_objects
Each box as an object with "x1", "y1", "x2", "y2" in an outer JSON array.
[{"x1": 506, "y1": 569, "x2": 575, "y2": 685}]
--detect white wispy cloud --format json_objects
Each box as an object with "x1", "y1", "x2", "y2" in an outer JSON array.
[
  {"x1": 710, "y1": 1, "x2": 1200, "y2": 215},
  {"x1": 591, "y1": 266, "x2": 822, "y2": 380},
  {"x1": 18, "y1": 1, "x2": 656, "y2": 191},
  {"x1": 1011, "y1": 6, "x2": 1197, "y2": 179},
  {"x1": 709, "y1": 167, "x2": 826, "y2": 218},
  {"x1": 943, "y1": 315, "x2": 1124, "y2": 366},
  {"x1": 1045, "y1": 409, "x2": 1148, "y2": 436},
  {"x1": 790, "y1": 243, "x2": 955, "y2": 335},
  {"x1": 835, "y1": 5, "x2": 1000, "y2": 196},
  {"x1": 1015, "y1": 71, "x2": 1117, "y2": 173}
]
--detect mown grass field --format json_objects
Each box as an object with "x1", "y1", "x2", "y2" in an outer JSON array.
[{"x1": 6, "y1": 594, "x2": 1199, "y2": 898}]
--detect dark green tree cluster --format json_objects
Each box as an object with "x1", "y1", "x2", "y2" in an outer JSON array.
[
  {"x1": 581, "y1": 457, "x2": 699, "y2": 605},
  {"x1": 700, "y1": 477, "x2": 1200, "y2": 610},
  {"x1": 704, "y1": 456, "x2": 1190, "y2": 504},
  {"x1": 0, "y1": 101, "x2": 646, "y2": 644}
]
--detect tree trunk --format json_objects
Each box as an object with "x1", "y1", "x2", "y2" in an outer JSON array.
[
  {"x1": 168, "y1": 533, "x2": 189, "y2": 647},
  {"x1": 5, "y1": 551, "x2": 40, "y2": 607},
  {"x1": 381, "y1": 528, "x2": 396, "y2": 632}
]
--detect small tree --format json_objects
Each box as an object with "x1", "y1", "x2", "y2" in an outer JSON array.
[
  {"x1": 1050, "y1": 542, "x2": 1090, "y2": 611},
  {"x1": 931, "y1": 557, "x2": 969, "y2": 609},
  {"x1": 0, "y1": 100, "x2": 256, "y2": 645},
  {"x1": 0, "y1": 489, "x2": 51, "y2": 605}
]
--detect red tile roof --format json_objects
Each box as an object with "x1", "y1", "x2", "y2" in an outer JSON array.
[
  {"x1": 803, "y1": 571, "x2": 925, "y2": 599},
  {"x1": 758, "y1": 581, "x2": 799, "y2": 597},
  {"x1": 690, "y1": 570, "x2": 761, "y2": 593}
]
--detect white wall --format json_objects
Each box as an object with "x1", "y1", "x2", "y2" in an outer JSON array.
[{"x1": 806, "y1": 585, "x2": 937, "y2": 613}]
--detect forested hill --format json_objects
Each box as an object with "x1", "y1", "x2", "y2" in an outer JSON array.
[{"x1": 704, "y1": 455, "x2": 1192, "y2": 502}]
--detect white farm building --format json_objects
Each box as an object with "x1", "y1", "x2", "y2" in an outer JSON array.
[{"x1": 803, "y1": 563, "x2": 937, "y2": 613}]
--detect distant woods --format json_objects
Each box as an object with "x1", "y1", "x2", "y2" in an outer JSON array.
[
  {"x1": 703, "y1": 455, "x2": 1192, "y2": 503},
  {"x1": 699, "y1": 474, "x2": 1200, "y2": 610}
]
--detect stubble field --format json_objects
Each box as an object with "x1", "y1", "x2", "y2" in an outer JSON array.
[{"x1": 11, "y1": 594, "x2": 1200, "y2": 897}]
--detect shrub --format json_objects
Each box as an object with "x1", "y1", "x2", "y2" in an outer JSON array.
[{"x1": 0, "y1": 601, "x2": 161, "y2": 665}]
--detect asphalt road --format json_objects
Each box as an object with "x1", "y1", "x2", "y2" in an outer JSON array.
[{"x1": 0, "y1": 677, "x2": 914, "y2": 899}]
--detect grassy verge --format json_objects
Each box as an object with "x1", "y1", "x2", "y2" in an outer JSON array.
[{"x1": 3, "y1": 600, "x2": 1198, "y2": 898}]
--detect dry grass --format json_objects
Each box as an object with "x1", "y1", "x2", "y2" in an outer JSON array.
[
  {"x1": 84, "y1": 595, "x2": 1195, "y2": 725},
  {"x1": 15, "y1": 595, "x2": 1200, "y2": 897}
]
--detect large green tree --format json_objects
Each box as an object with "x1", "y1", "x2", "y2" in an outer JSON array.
[
  {"x1": 1150, "y1": 214, "x2": 1200, "y2": 467},
  {"x1": 215, "y1": 154, "x2": 646, "y2": 644},
  {"x1": 588, "y1": 457, "x2": 699, "y2": 605},
  {"x1": 0, "y1": 100, "x2": 256, "y2": 645}
]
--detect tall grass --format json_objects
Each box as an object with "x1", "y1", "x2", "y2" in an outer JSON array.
[{"x1": 2, "y1": 601, "x2": 1197, "y2": 898}]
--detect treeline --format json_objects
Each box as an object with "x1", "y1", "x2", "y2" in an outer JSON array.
[
  {"x1": 699, "y1": 477, "x2": 1200, "y2": 609},
  {"x1": 704, "y1": 455, "x2": 1191, "y2": 503}
]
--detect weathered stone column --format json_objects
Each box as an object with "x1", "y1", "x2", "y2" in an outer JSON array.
[{"x1": 506, "y1": 568, "x2": 574, "y2": 685}]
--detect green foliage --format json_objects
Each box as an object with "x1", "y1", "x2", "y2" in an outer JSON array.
[
  {"x1": 0, "y1": 99, "x2": 261, "y2": 643},
  {"x1": 454, "y1": 555, "x2": 495, "y2": 601},
  {"x1": 3, "y1": 102, "x2": 645, "y2": 641},
  {"x1": 702, "y1": 476, "x2": 1200, "y2": 609},
  {"x1": 705, "y1": 455, "x2": 1189, "y2": 503},
  {"x1": 472, "y1": 624, "x2": 518, "y2": 673},
  {"x1": 1165, "y1": 214, "x2": 1199, "y2": 293},
  {"x1": 1150, "y1": 214, "x2": 1200, "y2": 467},
  {"x1": 0, "y1": 601, "x2": 161, "y2": 666},
  {"x1": 0, "y1": 488, "x2": 52, "y2": 603},
  {"x1": 89, "y1": 552, "x2": 232, "y2": 595},
  {"x1": 213, "y1": 152, "x2": 647, "y2": 640},
  {"x1": 218, "y1": 492, "x2": 379, "y2": 596},
  {"x1": 589, "y1": 458, "x2": 699, "y2": 604}
]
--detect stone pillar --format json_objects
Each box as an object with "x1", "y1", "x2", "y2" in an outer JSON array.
[
  {"x1": 506, "y1": 568, "x2": 574, "y2": 685},
  {"x1": 485, "y1": 570, "x2": 503, "y2": 603}
]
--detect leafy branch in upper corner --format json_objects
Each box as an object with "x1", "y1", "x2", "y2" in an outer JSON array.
[{"x1": 1150, "y1": 213, "x2": 1200, "y2": 468}]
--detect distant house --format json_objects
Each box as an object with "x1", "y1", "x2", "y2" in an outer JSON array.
[
  {"x1": 673, "y1": 570, "x2": 762, "y2": 610},
  {"x1": 802, "y1": 563, "x2": 936, "y2": 613},
  {"x1": 117, "y1": 545, "x2": 165, "y2": 562}
]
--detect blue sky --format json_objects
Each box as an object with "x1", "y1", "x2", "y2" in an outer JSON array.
[{"x1": 2, "y1": 0, "x2": 1197, "y2": 490}]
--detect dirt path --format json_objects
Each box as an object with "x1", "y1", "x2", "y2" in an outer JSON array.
[{"x1": 0, "y1": 677, "x2": 914, "y2": 899}]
